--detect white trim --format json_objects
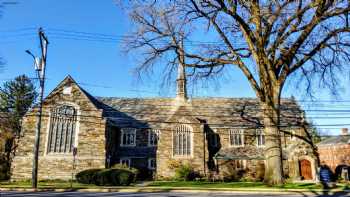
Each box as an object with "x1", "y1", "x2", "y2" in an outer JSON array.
[
  {"x1": 44, "y1": 109, "x2": 52, "y2": 155},
  {"x1": 148, "y1": 129, "x2": 160, "y2": 147},
  {"x1": 235, "y1": 160, "x2": 247, "y2": 170},
  {"x1": 256, "y1": 129, "x2": 265, "y2": 147},
  {"x1": 148, "y1": 158, "x2": 156, "y2": 170},
  {"x1": 63, "y1": 86, "x2": 72, "y2": 95},
  {"x1": 120, "y1": 128, "x2": 137, "y2": 147},
  {"x1": 172, "y1": 124, "x2": 193, "y2": 158},
  {"x1": 120, "y1": 158, "x2": 131, "y2": 167},
  {"x1": 45, "y1": 102, "x2": 80, "y2": 155},
  {"x1": 228, "y1": 129, "x2": 244, "y2": 147}
]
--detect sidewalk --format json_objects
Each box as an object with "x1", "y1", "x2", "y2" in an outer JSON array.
[{"x1": 1, "y1": 185, "x2": 350, "y2": 195}]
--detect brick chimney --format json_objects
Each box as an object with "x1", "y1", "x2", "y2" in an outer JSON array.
[
  {"x1": 176, "y1": 63, "x2": 187, "y2": 102},
  {"x1": 341, "y1": 128, "x2": 348, "y2": 135}
]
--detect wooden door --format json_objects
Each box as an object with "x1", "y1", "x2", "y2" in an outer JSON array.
[{"x1": 300, "y1": 159, "x2": 312, "y2": 180}]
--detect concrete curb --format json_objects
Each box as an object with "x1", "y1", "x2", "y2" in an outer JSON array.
[{"x1": 1, "y1": 187, "x2": 350, "y2": 195}]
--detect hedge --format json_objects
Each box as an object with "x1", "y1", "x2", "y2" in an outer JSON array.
[
  {"x1": 76, "y1": 168, "x2": 136, "y2": 186},
  {"x1": 0, "y1": 156, "x2": 10, "y2": 180}
]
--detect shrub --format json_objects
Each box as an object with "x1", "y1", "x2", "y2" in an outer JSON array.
[
  {"x1": 220, "y1": 163, "x2": 239, "y2": 182},
  {"x1": 111, "y1": 164, "x2": 139, "y2": 175},
  {"x1": 174, "y1": 163, "x2": 198, "y2": 181},
  {"x1": 109, "y1": 169, "x2": 121, "y2": 185},
  {"x1": 111, "y1": 163, "x2": 129, "y2": 169},
  {"x1": 111, "y1": 164, "x2": 139, "y2": 181},
  {"x1": 76, "y1": 168, "x2": 100, "y2": 184},
  {"x1": 118, "y1": 170, "x2": 134, "y2": 185},
  {"x1": 136, "y1": 168, "x2": 153, "y2": 181},
  {"x1": 0, "y1": 156, "x2": 10, "y2": 180},
  {"x1": 167, "y1": 159, "x2": 181, "y2": 169},
  {"x1": 76, "y1": 168, "x2": 135, "y2": 186},
  {"x1": 256, "y1": 163, "x2": 265, "y2": 181},
  {"x1": 94, "y1": 169, "x2": 111, "y2": 186}
]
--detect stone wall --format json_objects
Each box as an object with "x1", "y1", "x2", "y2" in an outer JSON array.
[
  {"x1": 212, "y1": 127, "x2": 316, "y2": 180},
  {"x1": 156, "y1": 123, "x2": 207, "y2": 179},
  {"x1": 10, "y1": 76, "x2": 315, "y2": 181},
  {"x1": 11, "y1": 77, "x2": 107, "y2": 180},
  {"x1": 156, "y1": 104, "x2": 208, "y2": 179},
  {"x1": 216, "y1": 159, "x2": 265, "y2": 181}
]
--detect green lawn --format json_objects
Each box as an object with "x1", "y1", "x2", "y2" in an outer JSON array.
[
  {"x1": 0, "y1": 180, "x2": 101, "y2": 189},
  {"x1": 148, "y1": 181, "x2": 323, "y2": 189},
  {"x1": 1, "y1": 180, "x2": 349, "y2": 191}
]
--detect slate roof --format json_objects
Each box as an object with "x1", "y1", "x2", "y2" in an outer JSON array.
[
  {"x1": 214, "y1": 146, "x2": 289, "y2": 160},
  {"x1": 214, "y1": 146, "x2": 265, "y2": 160},
  {"x1": 96, "y1": 97, "x2": 305, "y2": 129},
  {"x1": 317, "y1": 135, "x2": 350, "y2": 146},
  {"x1": 90, "y1": 97, "x2": 306, "y2": 160}
]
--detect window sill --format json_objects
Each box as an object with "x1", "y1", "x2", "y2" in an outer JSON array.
[
  {"x1": 44, "y1": 153, "x2": 74, "y2": 157},
  {"x1": 229, "y1": 145, "x2": 245, "y2": 148},
  {"x1": 172, "y1": 155, "x2": 193, "y2": 159},
  {"x1": 120, "y1": 144, "x2": 136, "y2": 147}
]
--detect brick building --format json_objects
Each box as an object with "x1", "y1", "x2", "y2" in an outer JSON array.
[
  {"x1": 11, "y1": 65, "x2": 317, "y2": 181},
  {"x1": 317, "y1": 128, "x2": 350, "y2": 173}
]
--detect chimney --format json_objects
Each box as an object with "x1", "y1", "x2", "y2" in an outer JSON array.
[
  {"x1": 176, "y1": 63, "x2": 187, "y2": 102},
  {"x1": 341, "y1": 128, "x2": 348, "y2": 135}
]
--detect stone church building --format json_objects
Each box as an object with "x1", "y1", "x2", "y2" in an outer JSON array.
[{"x1": 11, "y1": 65, "x2": 318, "y2": 181}]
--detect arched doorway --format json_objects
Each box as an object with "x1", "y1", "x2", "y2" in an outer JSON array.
[{"x1": 299, "y1": 159, "x2": 312, "y2": 180}]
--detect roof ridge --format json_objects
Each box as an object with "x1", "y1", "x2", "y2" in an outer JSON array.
[{"x1": 96, "y1": 96, "x2": 295, "y2": 100}]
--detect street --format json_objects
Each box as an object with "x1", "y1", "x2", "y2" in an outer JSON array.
[{"x1": 1, "y1": 191, "x2": 350, "y2": 197}]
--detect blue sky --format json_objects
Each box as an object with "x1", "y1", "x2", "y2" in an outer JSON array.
[
  {"x1": 0, "y1": 0, "x2": 349, "y2": 134},
  {"x1": 0, "y1": 0, "x2": 255, "y2": 98}
]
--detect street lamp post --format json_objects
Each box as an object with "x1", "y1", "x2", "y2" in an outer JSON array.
[{"x1": 26, "y1": 27, "x2": 49, "y2": 189}]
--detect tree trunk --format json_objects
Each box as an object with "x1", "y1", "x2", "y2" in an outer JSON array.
[{"x1": 262, "y1": 88, "x2": 284, "y2": 185}]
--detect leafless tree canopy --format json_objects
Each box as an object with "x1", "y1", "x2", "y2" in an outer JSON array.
[
  {"x1": 121, "y1": 0, "x2": 350, "y2": 184},
  {"x1": 122, "y1": 0, "x2": 350, "y2": 98}
]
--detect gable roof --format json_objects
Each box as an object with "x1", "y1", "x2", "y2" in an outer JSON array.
[
  {"x1": 97, "y1": 97, "x2": 305, "y2": 129},
  {"x1": 215, "y1": 146, "x2": 265, "y2": 160},
  {"x1": 317, "y1": 135, "x2": 350, "y2": 146},
  {"x1": 214, "y1": 146, "x2": 288, "y2": 160},
  {"x1": 44, "y1": 76, "x2": 305, "y2": 129},
  {"x1": 43, "y1": 75, "x2": 103, "y2": 110}
]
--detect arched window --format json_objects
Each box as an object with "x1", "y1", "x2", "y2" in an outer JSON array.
[
  {"x1": 47, "y1": 105, "x2": 77, "y2": 153},
  {"x1": 173, "y1": 124, "x2": 192, "y2": 157}
]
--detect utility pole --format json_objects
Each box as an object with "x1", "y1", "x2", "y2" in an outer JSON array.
[{"x1": 26, "y1": 27, "x2": 49, "y2": 189}]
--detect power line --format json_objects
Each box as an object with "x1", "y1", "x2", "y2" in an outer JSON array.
[
  {"x1": 0, "y1": 27, "x2": 247, "y2": 46},
  {"x1": 29, "y1": 101, "x2": 350, "y2": 113},
  {"x1": 0, "y1": 27, "x2": 36, "y2": 33},
  {"x1": 18, "y1": 109, "x2": 350, "y2": 127}
]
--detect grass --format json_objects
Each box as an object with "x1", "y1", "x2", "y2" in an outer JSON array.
[
  {"x1": 1, "y1": 180, "x2": 348, "y2": 191},
  {"x1": 0, "y1": 180, "x2": 101, "y2": 189},
  {"x1": 148, "y1": 181, "x2": 323, "y2": 190}
]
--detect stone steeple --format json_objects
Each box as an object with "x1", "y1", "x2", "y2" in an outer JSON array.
[{"x1": 176, "y1": 63, "x2": 187, "y2": 102}]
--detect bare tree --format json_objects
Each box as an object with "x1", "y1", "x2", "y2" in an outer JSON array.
[{"x1": 121, "y1": 0, "x2": 350, "y2": 185}]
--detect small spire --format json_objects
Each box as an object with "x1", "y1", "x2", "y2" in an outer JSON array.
[{"x1": 176, "y1": 63, "x2": 187, "y2": 102}]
